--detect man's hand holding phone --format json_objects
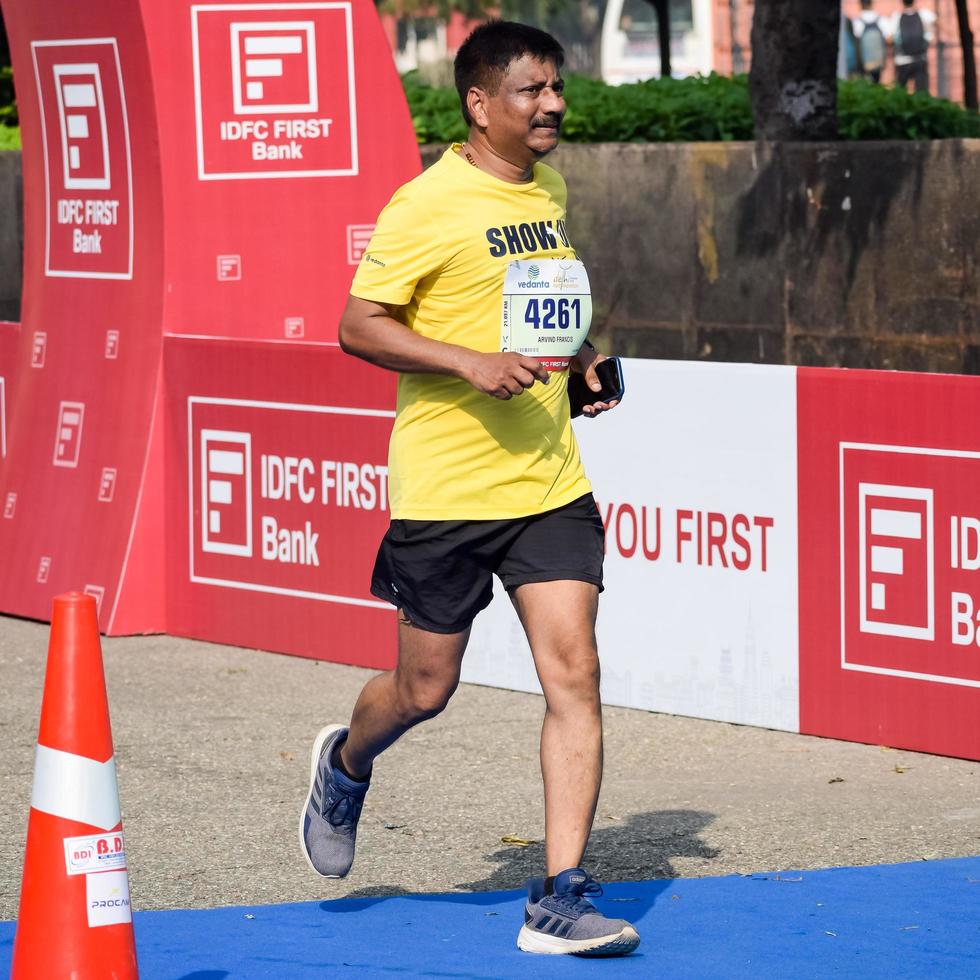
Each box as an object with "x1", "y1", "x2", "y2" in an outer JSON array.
[{"x1": 568, "y1": 346, "x2": 625, "y2": 418}]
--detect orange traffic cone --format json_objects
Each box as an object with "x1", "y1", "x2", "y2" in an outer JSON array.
[{"x1": 12, "y1": 592, "x2": 138, "y2": 979}]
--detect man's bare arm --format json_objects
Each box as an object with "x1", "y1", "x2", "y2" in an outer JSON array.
[{"x1": 338, "y1": 295, "x2": 549, "y2": 400}]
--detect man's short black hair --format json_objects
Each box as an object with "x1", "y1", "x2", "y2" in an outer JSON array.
[{"x1": 454, "y1": 21, "x2": 564, "y2": 127}]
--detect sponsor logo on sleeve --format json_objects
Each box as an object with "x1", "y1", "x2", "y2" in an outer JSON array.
[{"x1": 347, "y1": 224, "x2": 374, "y2": 265}]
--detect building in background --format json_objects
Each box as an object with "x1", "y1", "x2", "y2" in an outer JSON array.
[
  {"x1": 837, "y1": 0, "x2": 975, "y2": 100},
  {"x1": 377, "y1": 3, "x2": 607, "y2": 79},
  {"x1": 378, "y1": 8, "x2": 477, "y2": 75},
  {"x1": 720, "y1": 0, "x2": 979, "y2": 101},
  {"x1": 601, "y1": 0, "x2": 714, "y2": 83},
  {"x1": 380, "y1": 0, "x2": 979, "y2": 103}
]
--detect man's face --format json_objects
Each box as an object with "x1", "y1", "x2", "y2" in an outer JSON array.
[{"x1": 479, "y1": 55, "x2": 566, "y2": 159}]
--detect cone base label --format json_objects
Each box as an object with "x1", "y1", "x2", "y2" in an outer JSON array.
[
  {"x1": 86, "y1": 869, "x2": 132, "y2": 926},
  {"x1": 65, "y1": 832, "x2": 127, "y2": 875}
]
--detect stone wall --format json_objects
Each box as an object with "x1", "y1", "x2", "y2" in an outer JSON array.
[
  {"x1": 424, "y1": 140, "x2": 980, "y2": 373},
  {"x1": 3, "y1": 141, "x2": 979, "y2": 372}
]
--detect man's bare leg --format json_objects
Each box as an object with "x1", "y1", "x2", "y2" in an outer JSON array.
[
  {"x1": 510, "y1": 580, "x2": 603, "y2": 876},
  {"x1": 339, "y1": 614, "x2": 471, "y2": 779}
]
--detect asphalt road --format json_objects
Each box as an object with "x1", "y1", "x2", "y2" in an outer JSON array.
[{"x1": 1, "y1": 616, "x2": 978, "y2": 918}]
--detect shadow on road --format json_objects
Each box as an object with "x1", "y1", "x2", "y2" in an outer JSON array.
[{"x1": 323, "y1": 808, "x2": 719, "y2": 921}]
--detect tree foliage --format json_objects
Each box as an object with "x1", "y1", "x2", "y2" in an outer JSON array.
[{"x1": 0, "y1": 66, "x2": 15, "y2": 127}]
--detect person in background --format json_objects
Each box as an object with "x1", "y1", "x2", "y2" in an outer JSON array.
[
  {"x1": 840, "y1": 12, "x2": 862, "y2": 80},
  {"x1": 888, "y1": 0, "x2": 936, "y2": 93},
  {"x1": 852, "y1": 0, "x2": 888, "y2": 83}
]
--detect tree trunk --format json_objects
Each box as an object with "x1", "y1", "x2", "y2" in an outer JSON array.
[
  {"x1": 748, "y1": 0, "x2": 840, "y2": 140},
  {"x1": 640, "y1": 0, "x2": 671, "y2": 78},
  {"x1": 954, "y1": 0, "x2": 978, "y2": 110},
  {"x1": 654, "y1": 0, "x2": 671, "y2": 77}
]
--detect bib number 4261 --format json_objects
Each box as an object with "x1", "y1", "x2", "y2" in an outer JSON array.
[{"x1": 525, "y1": 297, "x2": 582, "y2": 331}]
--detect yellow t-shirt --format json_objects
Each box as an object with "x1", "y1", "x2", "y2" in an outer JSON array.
[{"x1": 350, "y1": 145, "x2": 592, "y2": 520}]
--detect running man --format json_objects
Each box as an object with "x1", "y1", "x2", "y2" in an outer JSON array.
[{"x1": 300, "y1": 21, "x2": 639, "y2": 957}]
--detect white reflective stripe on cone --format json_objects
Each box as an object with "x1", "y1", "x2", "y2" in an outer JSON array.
[{"x1": 30, "y1": 744, "x2": 121, "y2": 831}]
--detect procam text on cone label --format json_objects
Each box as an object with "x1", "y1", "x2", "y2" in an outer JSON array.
[{"x1": 86, "y1": 870, "x2": 133, "y2": 927}]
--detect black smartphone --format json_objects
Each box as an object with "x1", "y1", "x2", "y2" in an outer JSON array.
[{"x1": 567, "y1": 356, "x2": 625, "y2": 419}]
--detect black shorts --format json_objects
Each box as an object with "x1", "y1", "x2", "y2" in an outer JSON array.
[{"x1": 370, "y1": 493, "x2": 605, "y2": 634}]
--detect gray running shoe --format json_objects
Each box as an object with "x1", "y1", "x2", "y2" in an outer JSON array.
[
  {"x1": 298, "y1": 725, "x2": 369, "y2": 878},
  {"x1": 517, "y1": 868, "x2": 640, "y2": 956}
]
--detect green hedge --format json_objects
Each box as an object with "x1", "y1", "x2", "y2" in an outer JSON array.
[
  {"x1": 0, "y1": 67, "x2": 16, "y2": 128},
  {"x1": 837, "y1": 79, "x2": 980, "y2": 139},
  {"x1": 0, "y1": 66, "x2": 18, "y2": 150},
  {"x1": 402, "y1": 71, "x2": 471, "y2": 144},
  {"x1": 404, "y1": 71, "x2": 980, "y2": 143},
  {"x1": 2, "y1": 70, "x2": 977, "y2": 151}
]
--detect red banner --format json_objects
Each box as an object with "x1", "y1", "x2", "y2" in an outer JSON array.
[
  {"x1": 798, "y1": 368, "x2": 980, "y2": 759},
  {"x1": 165, "y1": 337, "x2": 397, "y2": 667},
  {"x1": 0, "y1": 0, "x2": 165, "y2": 630},
  {"x1": 0, "y1": 0, "x2": 419, "y2": 633},
  {"x1": 142, "y1": 0, "x2": 418, "y2": 343}
]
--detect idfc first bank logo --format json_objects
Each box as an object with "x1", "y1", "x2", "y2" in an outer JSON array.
[
  {"x1": 841, "y1": 443, "x2": 980, "y2": 688},
  {"x1": 31, "y1": 39, "x2": 134, "y2": 278},
  {"x1": 189, "y1": 398, "x2": 393, "y2": 607},
  {"x1": 192, "y1": 3, "x2": 358, "y2": 179}
]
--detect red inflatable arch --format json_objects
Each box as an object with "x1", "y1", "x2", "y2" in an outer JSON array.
[{"x1": 0, "y1": 0, "x2": 418, "y2": 666}]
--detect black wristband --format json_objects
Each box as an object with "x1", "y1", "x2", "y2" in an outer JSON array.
[{"x1": 583, "y1": 339, "x2": 596, "y2": 351}]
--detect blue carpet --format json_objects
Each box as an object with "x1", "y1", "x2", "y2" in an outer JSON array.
[{"x1": 2, "y1": 858, "x2": 979, "y2": 978}]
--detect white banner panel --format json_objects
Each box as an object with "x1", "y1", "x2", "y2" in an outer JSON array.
[{"x1": 461, "y1": 359, "x2": 800, "y2": 732}]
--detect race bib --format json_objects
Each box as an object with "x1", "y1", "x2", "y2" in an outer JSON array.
[{"x1": 500, "y1": 259, "x2": 592, "y2": 371}]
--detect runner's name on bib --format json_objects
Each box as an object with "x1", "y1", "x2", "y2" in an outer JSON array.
[{"x1": 500, "y1": 260, "x2": 592, "y2": 371}]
